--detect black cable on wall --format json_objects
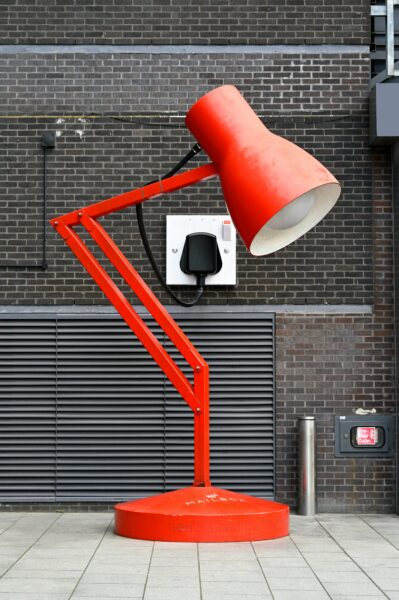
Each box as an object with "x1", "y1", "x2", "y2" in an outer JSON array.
[{"x1": 0, "y1": 131, "x2": 55, "y2": 270}]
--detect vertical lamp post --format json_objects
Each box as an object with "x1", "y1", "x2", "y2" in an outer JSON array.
[{"x1": 50, "y1": 85, "x2": 340, "y2": 542}]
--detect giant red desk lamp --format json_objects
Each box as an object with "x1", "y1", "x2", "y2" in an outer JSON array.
[{"x1": 50, "y1": 85, "x2": 341, "y2": 542}]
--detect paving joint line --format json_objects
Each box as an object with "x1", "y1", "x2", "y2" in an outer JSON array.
[
  {"x1": 316, "y1": 516, "x2": 391, "y2": 599},
  {"x1": 141, "y1": 540, "x2": 155, "y2": 600},
  {"x1": 358, "y1": 514, "x2": 399, "y2": 551},
  {"x1": 67, "y1": 514, "x2": 113, "y2": 600},
  {"x1": 0, "y1": 511, "x2": 63, "y2": 580},
  {"x1": 196, "y1": 543, "x2": 203, "y2": 600},
  {"x1": 0, "y1": 513, "x2": 28, "y2": 539},
  {"x1": 0, "y1": 512, "x2": 30, "y2": 576},
  {"x1": 250, "y1": 541, "x2": 276, "y2": 600},
  {"x1": 288, "y1": 533, "x2": 334, "y2": 599}
]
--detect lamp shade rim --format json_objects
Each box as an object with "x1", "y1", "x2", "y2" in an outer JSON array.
[{"x1": 248, "y1": 181, "x2": 341, "y2": 256}]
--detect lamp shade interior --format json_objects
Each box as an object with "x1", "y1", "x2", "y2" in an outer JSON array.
[{"x1": 249, "y1": 182, "x2": 341, "y2": 256}]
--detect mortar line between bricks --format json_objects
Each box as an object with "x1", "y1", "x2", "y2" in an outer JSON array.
[
  {"x1": 250, "y1": 541, "x2": 276, "y2": 600},
  {"x1": 316, "y1": 516, "x2": 391, "y2": 599},
  {"x1": 67, "y1": 515, "x2": 113, "y2": 600},
  {"x1": 141, "y1": 540, "x2": 155, "y2": 600},
  {"x1": 0, "y1": 511, "x2": 63, "y2": 580},
  {"x1": 288, "y1": 534, "x2": 334, "y2": 599},
  {"x1": 358, "y1": 515, "x2": 399, "y2": 551}
]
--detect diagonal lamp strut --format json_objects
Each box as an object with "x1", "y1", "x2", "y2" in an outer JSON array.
[{"x1": 51, "y1": 163, "x2": 217, "y2": 487}]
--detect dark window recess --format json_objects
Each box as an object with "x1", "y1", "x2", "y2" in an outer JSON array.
[{"x1": 0, "y1": 310, "x2": 275, "y2": 502}]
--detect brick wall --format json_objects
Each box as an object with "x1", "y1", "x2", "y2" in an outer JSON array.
[
  {"x1": 1, "y1": 0, "x2": 396, "y2": 513},
  {"x1": 0, "y1": 53, "x2": 369, "y2": 115},
  {"x1": 0, "y1": 53, "x2": 372, "y2": 306},
  {"x1": 0, "y1": 0, "x2": 369, "y2": 45},
  {"x1": 275, "y1": 147, "x2": 395, "y2": 513}
]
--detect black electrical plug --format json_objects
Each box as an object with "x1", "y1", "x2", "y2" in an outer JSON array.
[{"x1": 180, "y1": 233, "x2": 222, "y2": 289}]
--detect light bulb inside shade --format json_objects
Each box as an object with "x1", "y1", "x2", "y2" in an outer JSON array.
[
  {"x1": 249, "y1": 182, "x2": 341, "y2": 256},
  {"x1": 267, "y1": 192, "x2": 315, "y2": 230}
]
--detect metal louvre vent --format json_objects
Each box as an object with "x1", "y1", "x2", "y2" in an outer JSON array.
[
  {"x1": 0, "y1": 310, "x2": 274, "y2": 502},
  {"x1": 164, "y1": 317, "x2": 275, "y2": 497},
  {"x1": 56, "y1": 317, "x2": 167, "y2": 501},
  {"x1": 0, "y1": 318, "x2": 56, "y2": 501}
]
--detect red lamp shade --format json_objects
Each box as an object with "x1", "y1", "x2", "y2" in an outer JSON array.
[{"x1": 186, "y1": 85, "x2": 341, "y2": 256}]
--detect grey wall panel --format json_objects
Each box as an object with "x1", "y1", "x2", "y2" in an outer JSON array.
[{"x1": 0, "y1": 310, "x2": 275, "y2": 502}]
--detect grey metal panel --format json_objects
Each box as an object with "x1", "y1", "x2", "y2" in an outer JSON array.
[
  {"x1": 55, "y1": 317, "x2": 166, "y2": 501},
  {"x1": 370, "y1": 83, "x2": 399, "y2": 145},
  {"x1": 163, "y1": 316, "x2": 275, "y2": 498},
  {"x1": 0, "y1": 311, "x2": 275, "y2": 501},
  {"x1": 0, "y1": 319, "x2": 56, "y2": 500}
]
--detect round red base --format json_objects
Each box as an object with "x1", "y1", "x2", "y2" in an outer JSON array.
[{"x1": 114, "y1": 486, "x2": 289, "y2": 542}]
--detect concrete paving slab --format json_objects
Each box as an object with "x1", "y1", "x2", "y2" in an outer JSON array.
[
  {"x1": 3, "y1": 568, "x2": 81, "y2": 579},
  {"x1": 149, "y1": 556, "x2": 198, "y2": 566},
  {"x1": 356, "y1": 557, "x2": 399, "y2": 569},
  {"x1": 72, "y1": 582, "x2": 146, "y2": 597},
  {"x1": 201, "y1": 593, "x2": 272, "y2": 600},
  {"x1": 0, "y1": 511, "x2": 396, "y2": 599},
  {"x1": 201, "y1": 580, "x2": 270, "y2": 596},
  {"x1": 199, "y1": 550, "x2": 255, "y2": 561},
  {"x1": 324, "y1": 580, "x2": 387, "y2": 596},
  {"x1": 259, "y1": 566, "x2": 317, "y2": 578},
  {"x1": 0, "y1": 594, "x2": 71, "y2": 600},
  {"x1": 272, "y1": 591, "x2": 330, "y2": 600},
  {"x1": 85, "y1": 563, "x2": 150, "y2": 575},
  {"x1": 147, "y1": 564, "x2": 198, "y2": 577},
  {"x1": 199, "y1": 559, "x2": 263, "y2": 574},
  {"x1": 14, "y1": 557, "x2": 92, "y2": 571},
  {"x1": 315, "y1": 569, "x2": 371, "y2": 583},
  {"x1": 257, "y1": 556, "x2": 308, "y2": 567},
  {"x1": 0, "y1": 576, "x2": 77, "y2": 594},
  {"x1": 144, "y1": 587, "x2": 201, "y2": 600},
  {"x1": 331, "y1": 597, "x2": 386, "y2": 600},
  {"x1": 306, "y1": 562, "x2": 361, "y2": 575},
  {"x1": 200, "y1": 569, "x2": 266, "y2": 582},
  {"x1": 81, "y1": 572, "x2": 148, "y2": 584},
  {"x1": 267, "y1": 576, "x2": 325, "y2": 591},
  {"x1": 301, "y1": 551, "x2": 355, "y2": 563}
]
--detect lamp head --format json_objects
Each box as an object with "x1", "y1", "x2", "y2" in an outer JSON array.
[{"x1": 185, "y1": 85, "x2": 341, "y2": 256}]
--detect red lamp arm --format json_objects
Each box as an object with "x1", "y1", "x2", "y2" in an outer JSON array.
[
  {"x1": 50, "y1": 163, "x2": 218, "y2": 487},
  {"x1": 56, "y1": 163, "x2": 217, "y2": 226}
]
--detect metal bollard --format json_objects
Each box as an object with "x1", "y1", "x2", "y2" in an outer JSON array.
[{"x1": 298, "y1": 416, "x2": 316, "y2": 516}]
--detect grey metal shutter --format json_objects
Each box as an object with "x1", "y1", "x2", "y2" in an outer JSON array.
[
  {"x1": 56, "y1": 317, "x2": 166, "y2": 501},
  {"x1": 0, "y1": 310, "x2": 274, "y2": 502},
  {"x1": 0, "y1": 317, "x2": 57, "y2": 501}
]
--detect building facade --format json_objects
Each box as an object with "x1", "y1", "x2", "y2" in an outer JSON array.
[{"x1": 0, "y1": 1, "x2": 395, "y2": 512}]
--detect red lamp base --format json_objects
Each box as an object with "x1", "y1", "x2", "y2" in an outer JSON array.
[{"x1": 114, "y1": 486, "x2": 289, "y2": 542}]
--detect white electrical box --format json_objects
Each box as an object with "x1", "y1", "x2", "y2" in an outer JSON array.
[{"x1": 166, "y1": 215, "x2": 236, "y2": 286}]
